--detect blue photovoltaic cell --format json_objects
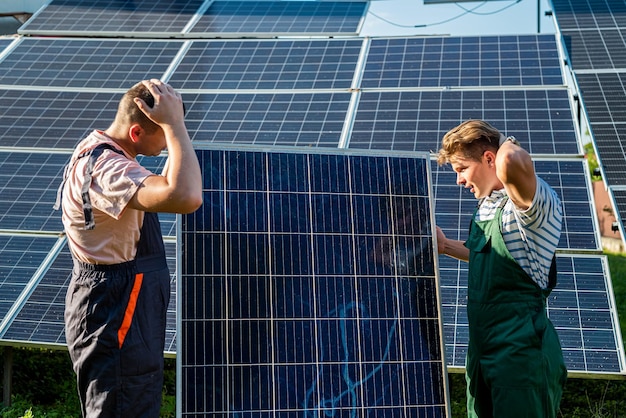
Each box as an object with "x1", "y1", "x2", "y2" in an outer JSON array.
[
  {"x1": 439, "y1": 254, "x2": 625, "y2": 373},
  {"x1": 0, "y1": 39, "x2": 13, "y2": 53},
  {"x1": 0, "y1": 235, "x2": 60, "y2": 327},
  {"x1": 433, "y1": 160, "x2": 600, "y2": 252},
  {"x1": 551, "y1": 0, "x2": 626, "y2": 31},
  {"x1": 168, "y1": 39, "x2": 362, "y2": 90},
  {"x1": 0, "y1": 38, "x2": 184, "y2": 89},
  {"x1": 180, "y1": 147, "x2": 448, "y2": 416},
  {"x1": 362, "y1": 35, "x2": 563, "y2": 88},
  {"x1": 1, "y1": 241, "x2": 179, "y2": 354},
  {"x1": 561, "y1": 28, "x2": 626, "y2": 70},
  {"x1": 190, "y1": 1, "x2": 366, "y2": 35},
  {"x1": 0, "y1": 152, "x2": 67, "y2": 233},
  {"x1": 0, "y1": 89, "x2": 119, "y2": 149},
  {"x1": 611, "y1": 189, "x2": 626, "y2": 236},
  {"x1": 18, "y1": 0, "x2": 205, "y2": 36},
  {"x1": 184, "y1": 92, "x2": 350, "y2": 147},
  {"x1": 348, "y1": 89, "x2": 579, "y2": 155}
]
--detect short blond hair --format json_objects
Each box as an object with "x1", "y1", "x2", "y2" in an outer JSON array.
[{"x1": 437, "y1": 119, "x2": 501, "y2": 165}]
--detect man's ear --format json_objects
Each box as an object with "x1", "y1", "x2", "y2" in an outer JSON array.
[
  {"x1": 129, "y1": 124, "x2": 142, "y2": 143},
  {"x1": 484, "y1": 150, "x2": 496, "y2": 167}
]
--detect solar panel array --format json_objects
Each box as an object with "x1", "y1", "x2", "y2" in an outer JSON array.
[
  {"x1": 18, "y1": 0, "x2": 367, "y2": 37},
  {"x1": 551, "y1": 0, "x2": 626, "y2": 242},
  {"x1": 0, "y1": 1, "x2": 623, "y2": 415}
]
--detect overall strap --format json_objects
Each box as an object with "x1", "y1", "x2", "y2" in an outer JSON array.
[{"x1": 54, "y1": 143, "x2": 125, "y2": 230}]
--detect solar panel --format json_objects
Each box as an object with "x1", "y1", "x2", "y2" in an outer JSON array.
[
  {"x1": 440, "y1": 253, "x2": 625, "y2": 374},
  {"x1": 561, "y1": 28, "x2": 626, "y2": 70},
  {"x1": 0, "y1": 89, "x2": 119, "y2": 149},
  {"x1": 189, "y1": 1, "x2": 367, "y2": 36},
  {"x1": 362, "y1": 35, "x2": 563, "y2": 88},
  {"x1": 348, "y1": 89, "x2": 579, "y2": 155},
  {"x1": 184, "y1": 92, "x2": 351, "y2": 147},
  {"x1": 610, "y1": 189, "x2": 626, "y2": 235},
  {"x1": 551, "y1": 0, "x2": 626, "y2": 31},
  {"x1": 1, "y1": 241, "x2": 179, "y2": 355},
  {"x1": 168, "y1": 39, "x2": 363, "y2": 90},
  {"x1": 18, "y1": 0, "x2": 205, "y2": 37},
  {"x1": 179, "y1": 147, "x2": 449, "y2": 416},
  {"x1": 433, "y1": 159, "x2": 600, "y2": 252},
  {"x1": 0, "y1": 38, "x2": 184, "y2": 89},
  {"x1": 0, "y1": 151, "x2": 67, "y2": 233},
  {"x1": 0, "y1": 235, "x2": 61, "y2": 329}
]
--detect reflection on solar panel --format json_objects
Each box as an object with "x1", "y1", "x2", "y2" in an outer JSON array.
[
  {"x1": 0, "y1": 38, "x2": 184, "y2": 89},
  {"x1": 1, "y1": 241, "x2": 179, "y2": 354},
  {"x1": 0, "y1": 235, "x2": 60, "y2": 328},
  {"x1": 348, "y1": 89, "x2": 578, "y2": 155},
  {"x1": 0, "y1": 89, "x2": 118, "y2": 149},
  {"x1": 433, "y1": 160, "x2": 600, "y2": 251},
  {"x1": 185, "y1": 92, "x2": 351, "y2": 147},
  {"x1": 0, "y1": 152, "x2": 67, "y2": 232},
  {"x1": 440, "y1": 254, "x2": 625, "y2": 373},
  {"x1": 180, "y1": 147, "x2": 449, "y2": 416},
  {"x1": 363, "y1": 35, "x2": 563, "y2": 88},
  {"x1": 190, "y1": 1, "x2": 366, "y2": 36},
  {"x1": 169, "y1": 39, "x2": 363, "y2": 90},
  {"x1": 18, "y1": 0, "x2": 205, "y2": 36}
]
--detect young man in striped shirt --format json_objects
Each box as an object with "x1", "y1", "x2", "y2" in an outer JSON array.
[{"x1": 436, "y1": 119, "x2": 567, "y2": 418}]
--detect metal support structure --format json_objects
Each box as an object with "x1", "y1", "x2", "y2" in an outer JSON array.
[{"x1": 3, "y1": 347, "x2": 13, "y2": 407}]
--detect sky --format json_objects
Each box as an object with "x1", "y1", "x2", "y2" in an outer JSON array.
[{"x1": 361, "y1": 0, "x2": 555, "y2": 37}]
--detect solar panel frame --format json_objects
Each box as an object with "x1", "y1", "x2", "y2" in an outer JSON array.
[
  {"x1": 362, "y1": 35, "x2": 564, "y2": 88},
  {"x1": 168, "y1": 38, "x2": 363, "y2": 90},
  {"x1": 179, "y1": 145, "x2": 450, "y2": 416},
  {"x1": 189, "y1": 1, "x2": 367, "y2": 37},
  {"x1": 347, "y1": 89, "x2": 580, "y2": 155},
  {"x1": 0, "y1": 38, "x2": 185, "y2": 89},
  {"x1": 18, "y1": 0, "x2": 206, "y2": 37}
]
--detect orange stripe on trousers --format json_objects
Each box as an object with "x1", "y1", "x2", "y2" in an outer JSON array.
[{"x1": 118, "y1": 272, "x2": 144, "y2": 349}]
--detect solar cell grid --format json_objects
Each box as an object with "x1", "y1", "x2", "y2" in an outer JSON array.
[
  {"x1": 184, "y1": 92, "x2": 350, "y2": 147},
  {"x1": 0, "y1": 152, "x2": 67, "y2": 233},
  {"x1": 439, "y1": 254, "x2": 625, "y2": 373},
  {"x1": 561, "y1": 28, "x2": 626, "y2": 70},
  {"x1": 0, "y1": 235, "x2": 60, "y2": 329},
  {"x1": 0, "y1": 38, "x2": 184, "y2": 89},
  {"x1": 348, "y1": 89, "x2": 578, "y2": 155},
  {"x1": 551, "y1": 0, "x2": 626, "y2": 31},
  {"x1": 1, "y1": 242, "x2": 179, "y2": 354},
  {"x1": 180, "y1": 147, "x2": 448, "y2": 416},
  {"x1": 190, "y1": 1, "x2": 366, "y2": 35},
  {"x1": 362, "y1": 35, "x2": 563, "y2": 88},
  {"x1": 169, "y1": 39, "x2": 362, "y2": 90},
  {"x1": 0, "y1": 89, "x2": 118, "y2": 149},
  {"x1": 18, "y1": 0, "x2": 205, "y2": 36}
]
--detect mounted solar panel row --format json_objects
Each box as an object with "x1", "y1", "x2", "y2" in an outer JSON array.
[
  {"x1": 0, "y1": 241, "x2": 179, "y2": 354},
  {"x1": 180, "y1": 146, "x2": 449, "y2": 416},
  {"x1": 363, "y1": 35, "x2": 563, "y2": 88},
  {"x1": 18, "y1": 0, "x2": 367, "y2": 37},
  {"x1": 0, "y1": 36, "x2": 566, "y2": 91},
  {"x1": 560, "y1": 28, "x2": 626, "y2": 70},
  {"x1": 439, "y1": 254, "x2": 625, "y2": 374},
  {"x1": 551, "y1": 0, "x2": 626, "y2": 31}
]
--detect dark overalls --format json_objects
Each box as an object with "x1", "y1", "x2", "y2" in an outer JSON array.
[
  {"x1": 464, "y1": 198, "x2": 567, "y2": 418},
  {"x1": 57, "y1": 144, "x2": 171, "y2": 418}
]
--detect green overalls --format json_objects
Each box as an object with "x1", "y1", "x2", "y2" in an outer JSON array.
[{"x1": 464, "y1": 198, "x2": 567, "y2": 418}]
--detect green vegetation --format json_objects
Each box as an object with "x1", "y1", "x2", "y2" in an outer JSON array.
[{"x1": 1, "y1": 253, "x2": 625, "y2": 417}]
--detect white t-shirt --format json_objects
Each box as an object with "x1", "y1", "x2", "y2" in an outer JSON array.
[
  {"x1": 475, "y1": 176, "x2": 563, "y2": 289},
  {"x1": 61, "y1": 130, "x2": 154, "y2": 264}
]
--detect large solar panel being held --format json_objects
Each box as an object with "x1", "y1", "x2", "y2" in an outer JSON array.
[{"x1": 179, "y1": 147, "x2": 449, "y2": 416}]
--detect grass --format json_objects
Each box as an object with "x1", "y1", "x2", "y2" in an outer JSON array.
[{"x1": 1, "y1": 253, "x2": 625, "y2": 417}]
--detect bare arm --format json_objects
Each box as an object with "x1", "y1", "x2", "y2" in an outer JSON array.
[
  {"x1": 436, "y1": 226, "x2": 469, "y2": 262},
  {"x1": 495, "y1": 140, "x2": 536, "y2": 210},
  {"x1": 129, "y1": 80, "x2": 202, "y2": 214}
]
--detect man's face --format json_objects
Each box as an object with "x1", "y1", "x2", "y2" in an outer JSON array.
[
  {"x1": 450, "y1": 152, "x2": 496, "y2": 199},
  {"x1": 140, "y1": 128, "x2": 167, "y2": 157}
]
